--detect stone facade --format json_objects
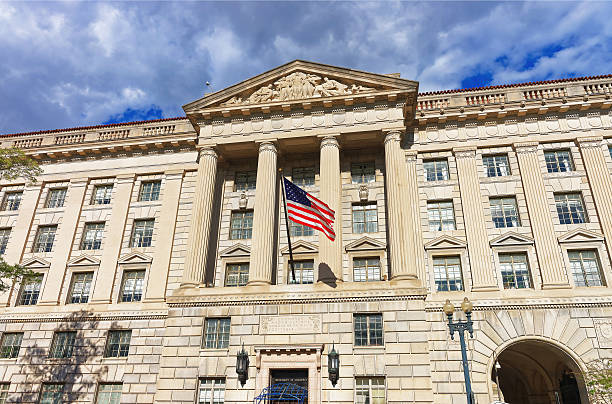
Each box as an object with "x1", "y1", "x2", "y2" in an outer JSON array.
[{"x1": 0, "y1": 60, "x2": 611, "y2": 403}]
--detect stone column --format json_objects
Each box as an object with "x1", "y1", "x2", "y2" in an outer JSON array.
[
  {"x1": 515, "y1": 142, "x2": 569, "y2": 289},
  {"x1": 454, "y1": 147, "x2": 497, "y2": 291},
  {"x1": 383, "y1": 130, "x2": 418, "y2": 281},
  {"x1": 405, "y1": 151, "x2": 427, "y2": 283},
  {"x1": 248, "y1": 142, "x2": 278, "y2": 286},
  {"x1": 181, "y1": 148, "x2": 219, "y2": 287},
  {"x1": 39, "y1": 178, "x2": 88, "y2": 305},
  {"x1": 0, "y1": 183, "x2": 43, "y2": 306},
  {"x1": 90, "y1": 174, "x2": 135, "y2": 304},
  {"x1": 318, "y1": 136, "x2": 343, "y2": 283},
  {"x1": 145, "y1": 169, "x2": 184, "y2": 301},
  {"x1": 577, "y1": 136, "x2": 612, "y2": 264}
]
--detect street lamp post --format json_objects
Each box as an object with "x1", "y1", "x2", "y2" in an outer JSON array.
[{"x1": 443, "y1": 297, "x2": 475, "y2": 404}]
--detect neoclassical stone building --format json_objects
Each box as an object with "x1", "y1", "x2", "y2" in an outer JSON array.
[{"x1": 0, "y1": 60, "x2": 611, "y2": 403}]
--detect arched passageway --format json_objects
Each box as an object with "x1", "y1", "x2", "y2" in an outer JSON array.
[{"x1": 490, "y1": 340, "x2": 588, "y2": 404}]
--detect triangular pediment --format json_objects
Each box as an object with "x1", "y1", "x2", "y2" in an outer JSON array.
[
  {"x1": 118, "y1": 252, "x2": 153, "y2": 265},
  {"x1": 425, "y1": 235, "x2": 467, "y2": 250},
  {"x1": 558, "y1": 229, "x2": 604, "y2": 244},
  {"x1": 490, "y1": 232, "x2": 534, "y2": 247},
  {"x1": 184, "y1": 60, "x2": 418, "y2": 113},
  {"x1": 281, "y1": 240, "x2": 318, "y2": 255},
  {"x1": 21, "y1": 257, "x2": 50, "y2": 269},
  {"x1": 220, "y1": 243, "x2": 251, "y2": 258},
  {"x1": 67, "y1": 254, "x2": 100, "y2": 267},
  {"x1": 345, "y1": 236, "x2": 386, "y2": 252}
]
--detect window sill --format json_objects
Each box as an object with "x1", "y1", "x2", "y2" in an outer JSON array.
[
  {"x1": 352, "y1": 346, "x2": 385, "y2": 354},
  {"x1": 200, "y1": 348, "x2": 229, "y2": 356},
  {"x1": 0, "y1": 358, "x2": 18, "y2": 363},
  {"x1": 99, "y1": 357, "x2": 129, "y2": 364}
]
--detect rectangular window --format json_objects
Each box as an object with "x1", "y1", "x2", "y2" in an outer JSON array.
[
  {"x1": 355, "y1": 377, "x2": 385, "y2": 404},
  {"x1": 234, "y1": 171, "x2": 256, "y2": 191},
  {"x1": 433, "y1": 256, "x2": 463, "y2": 291},
  {"x1": 288, "y1": 260, "x2": 314, "y2": 284},
  {"x1": 0, "y1": 228, "x2": 10, "y2": 255},
  {"x1": 119, "y1": 271, "x2": 145, "y2": 302},
  {"x1": 292, "y1": 167, "x2": 315, "y2": 187},
  {"x1": 353, "y1": 257, "x2": 381, "y2": 282},
  {"x1": 203, "y1": 318, "x2": 230, "y2": 349},
  {"x1": 198, "y1": 378, "x2": 225, "y2": 404},
  {"x1": 423, "y1": 159, "x2": 449, "y2": 181},
  {"x1": 0, "y1": 333, "x2": 22, "y2": 358},
  {"x1": 138, "y1": 181, "x2": 161, "y2": 202},
  {"x1": 0, "y1": 383, "x2": 9, "y2": 404},
  {"x1": 33, "y1": 225, "x2": 57, "y2": 253},
  {"x1": 427, "y1": 201, "x2": 456, "y2": 231},
  {"x1": 104, "y1": 330, "x2": 131, "y2": 358},
  {"x1": 354, "y1": 314, "x2": 383, "y2": 346},
  {"x1": 290, "y1": 221, "x2": 314, "y2": 237},
  {"x1": 49, "y1": 332, "x2": 76, "y2": 359},
  {"x1": 18, "y1": 274, "x2": 43, "y2": 305},
  {"x1": 92, "y1": 184, "x2": 113, "y2": 205},
  {"x1": 44, "y1": 188, "x2": 67, "y2": 209},
  {"x1": 80, "y1": 222, "x2": 105, "y2": 250},
  {"x1": 230, "y1": 211, "x2": 253, "y2": 240},
  {"x1": 569, "y1": 250, "x2": 604, "y2": 287},
  {"x1": 352, "y1": 203, "x2": 378, "y2": 233},
  {"x1": 130, "y1": 219, "x2": 154, "y2": 248},
  {"x1": 482, "y1": 155, "x2": 510, "y2": 177},
  {"x1": 225, "y1": 263, "x2": 249, "y2": 287},
  {"x1": 68, "y1": 272, "x2": 93, "y2": 304},
  {"x1": 545, "y1": 150, "x2": 574, "y2": 173},
  {"x1": 490, "y1": 197, "x2": 520, "y2": 228},
  {"x1": 499, "y1": 253, "x2": 531, "y2": 289},
  {"x1": 555, "y1": 193, "x2": 587, "y2": 224},
  {"x1": 351, "y1": 162, "x2": 375, "y2": 184},
  {"x1": 39, "y1": 383, "x2": 63, "y2": 404},
  {"x1": 95, "y1": 383, "x2": 122, "y2": 404},
  {"x1": 1, "y1": 192, "x2": 22, "y2": 211}
]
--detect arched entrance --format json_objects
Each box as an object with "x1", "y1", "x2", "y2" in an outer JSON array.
[{"x1": 490, "y1": 339, "x2": 588, "y2": 404}]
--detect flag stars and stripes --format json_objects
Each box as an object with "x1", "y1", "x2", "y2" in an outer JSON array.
[{"x1": 283, "y1": 178, "x2": 336, "y2": 241}]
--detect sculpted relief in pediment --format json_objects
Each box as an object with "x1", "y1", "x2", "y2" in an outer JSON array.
[{"x1": 221, "y1": 72, "x2": 376, "y2": 106}]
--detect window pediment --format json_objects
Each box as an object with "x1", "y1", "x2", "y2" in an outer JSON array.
[
  {"x1": 490, "y1": 232, "x2": 534, "y2": 247},
  {"x1": 345, "y1": 236, "x2": 386, "y2": 252},
  {"x1": 67, "y1": 254, "x2": 100, "y2": 267},
  {"x1": 424, "y1": 235, "x2": 466, "y2": 250},
  {"x1": 21, "y1": 257, "x2": 50, "y2": 269},
  {"x1": 558, "y1": 229, "x2": 604, "y2": 244},
  {"x1": 220, "y1": 243, "x2": 251, "y2": 258},
  {"x1": 280, "y1": 240, "x2": 317, "y2": 255},
  {"x1": 118, "y1": 252, "x2": 153, "y2": 265}
]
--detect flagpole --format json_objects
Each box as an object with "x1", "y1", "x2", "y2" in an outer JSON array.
[{"x1": 280, "y1": 173, "x2": 297, "y2": 283}]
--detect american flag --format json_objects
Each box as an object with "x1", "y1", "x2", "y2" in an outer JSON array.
[{"x1": 283, "y1": 177, "x2": 335, "y2": 241}]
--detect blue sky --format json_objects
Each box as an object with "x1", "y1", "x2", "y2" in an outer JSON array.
[{"x1": 1, "y1": 1, "x2": 611, "y2": 134}]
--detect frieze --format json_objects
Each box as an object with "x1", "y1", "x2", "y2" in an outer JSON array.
[{"x1": 221, "y1": 72, "x2": 376, "y2": 106}]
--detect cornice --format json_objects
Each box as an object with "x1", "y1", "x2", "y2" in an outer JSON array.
[
  {"x1": 0, "y1": 310, "x2": 168, "y2": 323},
  {"x1": 425, "y1": 297, "x2": 612, "y2": 312}
]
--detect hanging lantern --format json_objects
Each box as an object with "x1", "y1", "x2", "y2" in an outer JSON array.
[
  {"x1": 236, "y1": 343, "x2": 249, "y2": 387},
  {"x1": 328, "y1": 343, "x2": 340, "y2": 387}
]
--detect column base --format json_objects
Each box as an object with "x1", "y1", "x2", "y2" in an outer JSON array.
[
  {"x1": 471, "y1": 285, "x2": 500, "y2": 292},
  {"x1": 179, "y1": 281, "x2": 202, "y2": 289},
  {"x1": 247, "y1": 280, "x2": 272, "y2": 287},
  {"x1": 542, "y1": 282, "x2": 572, "y2": 290}
]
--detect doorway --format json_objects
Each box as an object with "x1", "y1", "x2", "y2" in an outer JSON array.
[
  {"x1": 269, "y1": 369, "x2": 308, "y2": 403},
  {"x1": 491, "y1": 340, "x2": 586, "y2": 404}
]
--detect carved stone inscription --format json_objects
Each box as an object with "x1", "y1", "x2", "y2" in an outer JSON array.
[{"x1": 260, "y1": 315, "x2": 322, "y2": 335}]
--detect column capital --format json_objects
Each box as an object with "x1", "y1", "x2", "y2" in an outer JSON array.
[
  {"x1": 320, "y1": 136, "x2": 340, "y2": 150},
  {"x1": 257, "y1": 141, "x2": 278, "y2": 154},
  {"x1": 514, "y1": 141, "x2": 539, "y2": 154},
  {"x1": 198, "y1": 146, "x2": 218, "y2": 159},
  {"x1": 405, "y1": 150, "x2": 418, "y2": 163},
  {"x1": 383, "y1": 130, "x2": 402, "y2": 145},
  {"x1": 577, "y1": 136, "x2": 604, "y2": 149},
  {"x1": 453, "y1": 146, "x2": 477, "y2": 159}
]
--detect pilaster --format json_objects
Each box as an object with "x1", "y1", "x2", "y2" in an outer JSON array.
[
  {"x1": 90, "y1": 173, "x2": 135, "y2": 304},
  {"x1": 383, "y1": 130, "x2": 418, "y2": 282},
  {"x1": 248, "y1": 141, "x2": 278, "y2": 286},
  {"x1": 181, "y1": 148, "x2": 219, "y2": 287},
  {"x1": 39, "y1": 178, "x2": 88, "y2": 305},
  {"x1": 405, "y1": 150, "x2": 427, "y2": 283},
  {"x1": 145, "y1": 169, "x2": 184, "y2": 301},
  {"x1": 318, "y1": 136, "x2": 343, "y2": 283},
  {"x1": 514, "y1": 142, "x2": 570, "y2": 289},
  {"x1": 453, "y1": 147, "x2": 497, "y2": 291}
]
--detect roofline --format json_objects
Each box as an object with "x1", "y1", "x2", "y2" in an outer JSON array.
[
  {"x1": 418, "y1": 73, "x2": 612, "y2": 96},
  {"x1": 2, "y1": 72, "x2": 611, "y2": 138}
]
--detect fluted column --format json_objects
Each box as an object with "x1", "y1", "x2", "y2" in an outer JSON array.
[
  {"x1": 318, "y1": 136, "x2": 343, "y2": 282},
  {"x1": 405, "y1": 151, "x2": 427, "y2": 282},
  {"x1": 577, "y1": 136, "x2": 612, "y2": 267},
  {"x1": 248, "y1": 142, "x2": 278, "y2": 286},
  {"x1": 454, "y1": 147, "x2": 497, "y2": 291},
  {"x1": 181, "y1": 148, "x2": 219, "y2": 287},
  {"x1": 515, "y1": 142, "x2": 569, "y2": 289},
  {"x1": 383, "y1": 130, "x2": 418, "y2": 281}
]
